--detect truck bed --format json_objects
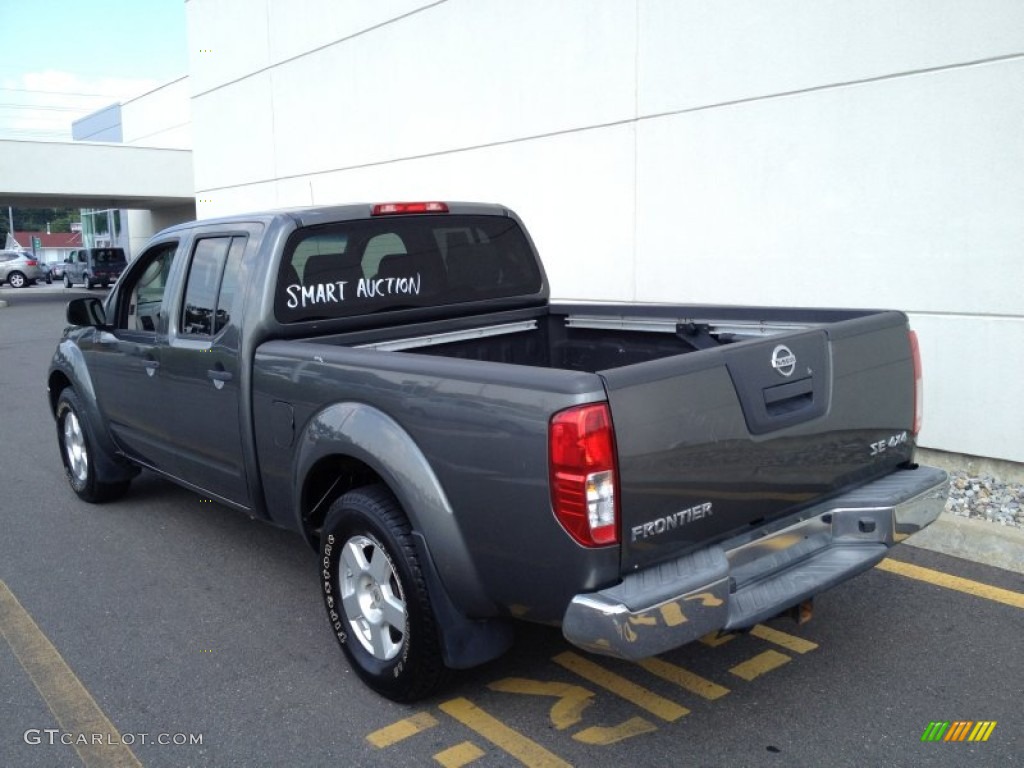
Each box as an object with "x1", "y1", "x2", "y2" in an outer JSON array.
[{"x1": 266, "y1": 301, "x2": 915, "y2": 588}]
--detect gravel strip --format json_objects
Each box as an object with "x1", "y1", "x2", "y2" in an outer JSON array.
[{"x1": 947, "y1": 470, "x2": 1024, "y2": 529}]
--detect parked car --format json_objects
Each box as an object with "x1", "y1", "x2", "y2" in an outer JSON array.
[
  {"x1": 37, "y1": 258, "x2": 59, "y2": 284},
  {"x1": 0, "y1": 250, "x2": 45, "y2": 287},
  {"x1": 62, "y1": 247, "x2": 128, "y2": 289}
]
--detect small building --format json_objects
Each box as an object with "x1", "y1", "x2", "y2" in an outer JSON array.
[{"x1": 7, "y1": 230, "x2": 83, "y2": 266}]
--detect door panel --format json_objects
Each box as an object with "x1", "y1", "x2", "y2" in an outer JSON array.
[{"x1": 158, "y1": 233, "x2": 252, "y2": 505}]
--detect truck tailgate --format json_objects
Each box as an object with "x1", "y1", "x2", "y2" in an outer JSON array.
[{"x1": 600, "y1": 310, "x2": 917, "y2": 572}]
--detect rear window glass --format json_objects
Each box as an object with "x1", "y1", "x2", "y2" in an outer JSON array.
[
  {"x1": 275, "y1": 214, "x2": 542, "y2": 323},
  {"x1": 92, "y1": 248, "x2": 126, "y2": 264}
]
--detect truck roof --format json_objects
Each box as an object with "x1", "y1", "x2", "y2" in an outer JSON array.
[{"x1": 161, "y1": 201, "x2": 514, "y2": 234}]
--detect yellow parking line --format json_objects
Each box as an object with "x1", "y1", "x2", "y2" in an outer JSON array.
[
  {"x1": 439, "y1": 698, "x2": 570, "y2": 768},
  {"x1": 749, "y1": 624, "x2": 818, "y2": 654},
  {"x1": 0, "y1": 581, "x2": 142, "y2": 768},
  {"x1": 876, "y1": 559, "x2": 1024, "y2": 609},
  {"x1": 553, "y1": 652, "x2": 689, "y2": 722},
  {"x1": 699, "y1": 632, "x2": 735, "y2": 648},
  {"x1": 636, "y1": 657, "x2": 730, "y2": 700},
  {"x1": 434, "y1": 740, "x2": 485, "y2": 767},
  {"x1": 367, "y1": 711, "x2": 439, "y2": 748},
  {"x1": 729, "y1": 650, "x2": 791, "y2": 681}
]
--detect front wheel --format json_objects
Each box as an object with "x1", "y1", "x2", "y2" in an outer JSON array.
[
  {"x1": 320, "y1": 485, "x2": 448, "y2": 701},
  {"x1": 56, "y1": 388, "x2": 130, "y2": 503},
  {"x1": 63, "y1": 273, "x2": 72, "y2": 288}
]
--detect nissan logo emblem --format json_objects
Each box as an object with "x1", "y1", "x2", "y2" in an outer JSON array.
[{"x1": 771, "y1": 345, "x2": 796, "y2": 377}]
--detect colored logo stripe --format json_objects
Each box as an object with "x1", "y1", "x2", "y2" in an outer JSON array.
[
  {"x1": 921, "y1": 722, "x2": 949, "y2": 741},
  {"x1": 921, "y1": 721, "x2": 996, "y2": 742},
  {"x1": 969, "y1": 722, "x2": 997, "y2": 742}
]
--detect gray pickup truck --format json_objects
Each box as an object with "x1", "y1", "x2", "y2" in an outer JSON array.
[{"x1": 49, "y1": 201, "x2": 949, "y2": 701}]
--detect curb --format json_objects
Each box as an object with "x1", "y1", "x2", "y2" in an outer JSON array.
[
  {"x1": 0, "y1": 299, "x2": 7, "y2": 308},
  {"x1": 905, "y1": 512, "x2": 1024, "y2": 574}
]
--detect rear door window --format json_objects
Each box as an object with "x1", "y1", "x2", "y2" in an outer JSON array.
[{"x1": 180, "y1": 236, "x2": 247, "y2": 337}]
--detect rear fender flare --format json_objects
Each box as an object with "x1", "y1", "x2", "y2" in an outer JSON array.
[{"x1": 294, "y1": 401, "x2": 493, "y2": 617}]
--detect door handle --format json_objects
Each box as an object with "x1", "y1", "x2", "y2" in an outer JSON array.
[
  {"x1": 142, "y1": 359, "x2": 160, "y2": 377},
  {"x1": 207, "y1": 369, "x2": 233, "y2": 390}
]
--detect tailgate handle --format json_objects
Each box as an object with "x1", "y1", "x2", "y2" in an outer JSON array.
[{"x1": 763, "y1": 377, "x2": 813, "y2": 415}]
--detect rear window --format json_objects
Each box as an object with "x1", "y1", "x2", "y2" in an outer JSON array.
[
  {"x1": 92, "y1": 248, "x2": 126, "y2": 264},
  {"x1": 275, "y1": 214, "x2": 542, "y2": 323}
]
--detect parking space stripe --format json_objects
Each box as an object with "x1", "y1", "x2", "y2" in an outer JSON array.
[
  {"x1": 366, "y1": 711, "x2": 438, "y2": 748},
  {"x1": 438, "y1": 698, "x2": 571, "y2": 768},
  {"x1": 636, "y1": 657, "x2": 730, "y2": 700},
  {"x1": 749, "y1": 624, "x2": 818, "y2": 654},
  {"x1": 553, "y1": 652, "x2": 690, "y2": 722},
  {"x1": 729, "y1": 650, "x2": 791, "y2": 681},
  {"x1": 434, "y1": 740, "x2": 486, "y2": 767},
  {"x1": 0, "y1": 581, "x2": 142, "y2": 768},
  {"x1": 877, "y1": 559, "x2": 1024, "y2": 609},
  {"x1": 574, "y1": 716, "x2": 657, "y2": 745}
]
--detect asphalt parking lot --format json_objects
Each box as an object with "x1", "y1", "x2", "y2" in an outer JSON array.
[{"x1": 1, "y1": 287, "x2": 1022, "y2": 767}]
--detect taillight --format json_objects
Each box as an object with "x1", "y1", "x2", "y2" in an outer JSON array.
[
  {"x1": 371, "y1": 202, "x2": 449, "y2": 215},
  {"x1": 26, "y1": 260, "x2": 38, "y2": 266},
  {"x1": 549, "y1": 403, "x2": 619, "y2": 547},
  {"x1": 909, "y1": 330, "x2": 923, "y2": 435}
]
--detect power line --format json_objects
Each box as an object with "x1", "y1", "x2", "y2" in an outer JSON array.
[
  {"x1": 0, "y1": 103, "x2": 97, "y2": 112},
  {"x1": 0, "y1": 85, "x2": 125, "y2": 98}
]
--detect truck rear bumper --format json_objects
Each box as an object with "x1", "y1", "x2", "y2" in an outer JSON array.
[{"x1": 562, "y1": 464, "x2": 949, "y2": 660}]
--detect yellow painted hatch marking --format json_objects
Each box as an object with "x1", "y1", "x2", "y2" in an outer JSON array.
[
  {"x1": 367, "y1": 711, "x2": 439, "y2": 748},
  {"x1": 0, "y1": 581, "x2": 142, "y2": 768},
  {"x1": 699, "y1": 632, "x2": 735, "y2": 647},
  {"x1": 573, "y1": 716, "x2": 657, "y2": 745},
  {"x1": 876, "y1": 559, "x2": 1024, "y2": 609},
  {"x1": 553, "y1": 652, "x2": 689, "y2": 722},
  {"x1": 637, "y1": 657, "x2": 730, "y2": 700},
  {"x1": 434, "y1": 740, "x2": 486, "y2": 767},
  {"x1": 729, "y1": 649, "x2": 791, "y2": 681},
  {"x1": 488, "y1": 678, "x2": 593, "y2": 730},
  {"x1": 438, "y1": 698, "x2": 571, "y2": 768},
  {"x1": 749, "y1": 624, "x2": 819, "y2": 654}
]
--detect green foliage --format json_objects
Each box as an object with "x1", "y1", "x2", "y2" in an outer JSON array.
[{"x1": 6, "y1": 207, "x2": 78, "y2": 234}]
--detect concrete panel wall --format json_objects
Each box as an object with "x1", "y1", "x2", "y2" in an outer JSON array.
[
  {"x1": 121, "y1": 77, "x2": 193, "y2": 149},
  {"x1": 186, "y1": 0, "x2": 1024, "y2": 463}
]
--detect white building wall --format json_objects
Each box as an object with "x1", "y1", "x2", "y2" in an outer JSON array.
[
  {"x1": 120, "y1": 77, "x2": 195, "y2": 256},
  {"x1": 186, "y1": 0, "x2": 1024, "y2": 463}
]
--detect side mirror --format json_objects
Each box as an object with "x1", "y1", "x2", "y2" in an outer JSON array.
[{"x1": 67, "y1": 297, "x2": 107, "y2": 328}]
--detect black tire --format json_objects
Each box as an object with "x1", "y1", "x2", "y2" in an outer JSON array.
[
  {"x1": 8, "y1": 271, "x2": 27, "y2": 288},
  {"x1": 320, "y1": 485, "x2": 448, "y2": 702},
  {"x1": 55, "y1": 388, "x2": 131, "y2": 503},
  {"x1": 63, "y1": 273, "x2": 72, "y2": 288}
]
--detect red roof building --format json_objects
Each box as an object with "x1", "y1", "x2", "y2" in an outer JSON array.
[{"x1": 11, "y1": 231, "x2": 83, "y2": 249}]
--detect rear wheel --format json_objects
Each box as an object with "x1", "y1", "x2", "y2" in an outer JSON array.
[
  {"x1": 56, "y1": 388, "x2": 130, "y2": 503},
  {"x1": 320, "y1": 485, "x2": 448, "y2": 701},
  {"x1": 8, "y1": 271, "x2": 26, "y2": 288},
  {"x1": 63, "y1": 273, "x2": 72, "y2": 288}
]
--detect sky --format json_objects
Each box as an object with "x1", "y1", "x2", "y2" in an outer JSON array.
[{"x1": 0, "y1": 0, "x2": 188, "y2": 141}]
